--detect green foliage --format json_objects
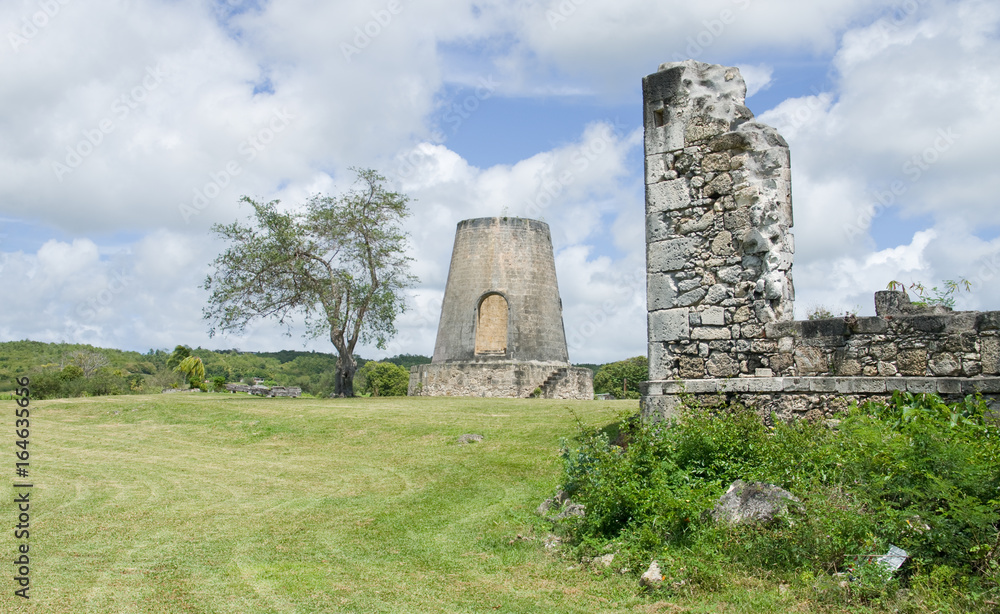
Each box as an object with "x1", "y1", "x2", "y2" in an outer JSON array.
[
  {"x1": 355, "y1": 361, "x2": 409, "y2": 397},
  {"x1": 60, "y1": 364, "x2": 85, "y2": 381},
  {"x1": 887, "y1": 278, "x2": 972, "y2": 309},
  {"x1": 592, "y1": 356, "x2": 647, "y2": 399},
  {"x1": 203, "y1": 168, "x2": 417, "y2": 397},
  {"x1": 166, "y1": 345, "x2": 191, "y2": 371},
  {"x1": 555, "y1": 392, "x2": 1000, "y2": 601},
  {"x1": 806, "y1": 305, "x2": 836, "y2": 320},
  {"x1": 175, "y1": 356, "x2": 206, "y2": 388},
  {"x1": 210, "y1": 376, "x2": 227, "y2": 392}
]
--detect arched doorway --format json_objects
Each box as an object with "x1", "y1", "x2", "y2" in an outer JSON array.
[{"x1": 475, "y1": 293, "x2": 508, "y2": 356}]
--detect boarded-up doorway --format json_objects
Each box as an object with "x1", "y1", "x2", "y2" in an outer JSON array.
[{"x1": 475, "y1": 294, "x2": 508, "y2": 355}]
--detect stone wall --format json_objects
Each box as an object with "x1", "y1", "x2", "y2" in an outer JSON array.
[
  {"x1": 645, "y1": 377, "x2": 1000, "y2": 424},
  {"x1": 409, "y1": 362, "x2": 594, "y2": 399},
  {"x1": 644, "y1": 60, "x2": 795, "y2": 384},
  {"x1": 640, "y1": 60, "x2": 1000, "y2": 420}
]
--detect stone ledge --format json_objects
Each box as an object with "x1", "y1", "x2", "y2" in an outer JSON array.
[{"x1": 643, "y1": 376, "x2": 1000, "y2": 395}]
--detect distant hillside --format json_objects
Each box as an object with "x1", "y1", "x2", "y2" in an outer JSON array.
[{"x1": 0, "y1": 340, "x2": 431, "y2": 399}]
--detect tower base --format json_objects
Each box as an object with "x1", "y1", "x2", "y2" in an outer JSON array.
[{"x1": 408, "y1": 361, "x2": 594, "y2": 399}]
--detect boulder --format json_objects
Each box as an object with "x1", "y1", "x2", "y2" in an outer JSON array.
[
  {"x1": 711, "y1": 480, "x2": 799, "y2": 525},
  {"x1": 639, "y1": 560, "x2": 663, "y2": 588},
  {"x1": 536, "y1": 490, "x2": 569, "y2": 516}
]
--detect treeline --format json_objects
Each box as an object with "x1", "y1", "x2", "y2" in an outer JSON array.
[
  {"x1": 0, "y1": 340, "x2": 644, "y2": 400},
  {"x1": 0, "y1": 340, "x2": 431, "y2": 400}
]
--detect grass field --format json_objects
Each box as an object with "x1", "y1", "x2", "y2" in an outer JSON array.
[
  {"x1": 0, "y1": 393, "x2": 918, "y2": 613},
  {"x1": 2, "y1": 394, "x2": 662, "y2": 613}
]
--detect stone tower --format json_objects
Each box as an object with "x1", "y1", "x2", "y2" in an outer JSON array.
[{"x1": 409, "y1": 217, "x2": 593, "y2": 399}]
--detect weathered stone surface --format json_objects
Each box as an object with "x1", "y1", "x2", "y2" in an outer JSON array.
[
  {"x1": 409, "y1": 362, "x2": 593, "y2": 399},
  {"x1": 553, "y1": 502, "x2": 586, "y2": 521},
  {"x1": 794, "y1": 347, "x2": 827, "y2": 375},
  {"x1": 679, "y1": 211, "x2": 715, "y2": 235},
  {"x1": 711, "y1": 480, "x2": 799, "y2": 525},
  {"x1": 536, "y1": 490, "x2": 569, "y2": 516},
  {"x1": 897, "y1": 349, "x2": 927, "y2": 376},
  {"x1": 650, "y1": 308, "x2": 690, "y2": 342},
  {"x1": 875, "y1": 290, "x2": 911, "y2": 316},
  {"x1": 704, "y1": 284, "x2": 729, "y2": 304},
  {"x1": 702, "y1": 306, "x2": 726, "y2": 326},
  {"x1": 677, "y1": 287, "x2": 708, "y2": 307},
  {"x1": 646, "y1": 178, "x2": 691, "y2": 213},
  {"x1": 706, "y1": 352, "x2": 737, "y2": 377},
  {"x1": 648, "y1": 237, "x2": 699, "y2": 272},
  {"x1": 704, "y1": 172, "x2": 733, "y2": 197},
  {"x1": 928, "y1": 353, "x2": 961, "y2": 376},
  {"x1": 640, "y1": 561, "x2": 664, "y2": 589},
  {"x1": 982, "y1": 337, "x2": 1000, "y2": 375},
  {"x1": 647, "y1": 274, "x2": 678, "y2": 311},
  {"x1": 977, "y1": 312, "x2": 1000, "y2": 331},
  {"x1": 679, "y1": 357, "x2": 705, "y2": 379},
  {"x1": 692, "y1": 327, "x2": 732, "y2": 340}
]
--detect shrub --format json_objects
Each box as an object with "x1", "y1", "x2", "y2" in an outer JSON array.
[
  {"x1": 553, "y1": 391, "x2": 1000, "y2": 597},
  {"x1": 355, "y1": 361, "x2": 409, "y2": 397}
]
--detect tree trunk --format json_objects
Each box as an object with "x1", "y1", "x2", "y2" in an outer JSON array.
[{"x1": 334, "y1": 354, "x2": 357, "y2": 397}]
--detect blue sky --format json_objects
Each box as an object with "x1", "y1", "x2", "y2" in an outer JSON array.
[{"x1": 1, "y1": 0, "x2": 998, "y2": 364}]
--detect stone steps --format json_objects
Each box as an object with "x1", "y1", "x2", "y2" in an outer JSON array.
[{"x1": 533, "y1": 367, "x2": 569, "y2": 398}]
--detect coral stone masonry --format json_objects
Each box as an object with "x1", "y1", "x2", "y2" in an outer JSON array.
[
  {"x1": 640, "y1": 60, "x2": 1000, "y2": 420},
  {"x1": 409, "y1": 217, "x2": 593, "y2": 399}
]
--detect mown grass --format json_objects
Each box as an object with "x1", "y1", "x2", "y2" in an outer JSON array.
[
  {"x1": 1, "y1": 394, "x2": 973, "y2": 613},
  {"x1": 3, "y1": 394, "x2": 658, "y2": 613}
]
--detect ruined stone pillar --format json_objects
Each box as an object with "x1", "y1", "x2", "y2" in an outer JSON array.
[{"x1": 643, "y1": 60, "x2": 795, "y2": 385}]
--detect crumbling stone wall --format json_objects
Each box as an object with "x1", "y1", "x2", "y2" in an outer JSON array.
[
  {"x1": 762, "y1": 292, "x2": 1000, "y2": 379},
  {"x1": 641, "y1": 61, "x2": 1000, "y2": 420},
  {"x1": 645, "y1": 60, "x2": 795, "y2": 383}
]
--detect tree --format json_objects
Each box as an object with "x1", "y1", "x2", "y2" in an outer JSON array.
[
  {"x1": 175, "y1": 356, "x2": 206, "y2": 389},
  {"x1": 166, "y1": 345, "x2": 191, "y2": 371},
  {"x1": 203, "y1": 168, "x2": 417, "y2": 397},
  {"x1": 355, "y1": 361, "x2": 410, "y2": 397},
  {"x1": 593, "y1": 356, "x2": 648, "y2": 400},
  {"x1": 68, "y1": 349, "x2": 110, "y2": 378}
]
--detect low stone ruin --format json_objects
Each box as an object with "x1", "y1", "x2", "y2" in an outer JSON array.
[
  {"x1": 224, "y1": 383, "x2": 301, "y2": 398},
  {"x1": 640, "y1": 60, "x2": 1000, "y2": 420}
]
